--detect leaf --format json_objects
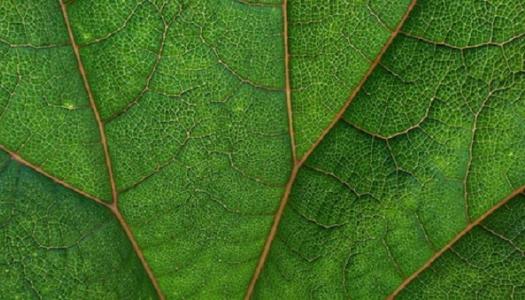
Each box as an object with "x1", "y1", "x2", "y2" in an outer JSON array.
[
  {"x1": 254, "y1": 1, "x2": 525, "y2": 299},
  {"x1": 0, "y1": 151, "x2": 155, "y2": 298},
  {"x1": 398, "y1": 194, "x2": 525, "y2": 299},
  {"x1": 0, "y1": 0, "x2": 524, "y2": 299}
]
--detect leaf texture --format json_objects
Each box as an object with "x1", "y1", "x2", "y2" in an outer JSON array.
[
  {"x1": 0, "y1": 0, "x2": 524, "y2": 299},
  {"x1": 0, "y1": 0, "x2": 111, "y2": 199},
  {"x1": 255, "y1": 1, "x2": 525, "y2": 299},
  {"x1": 399, "y1": 194, "x2": 525, "y2": 299},
  {"x1": 287, "y1": 0, "x2": 412, "y2": 157},
  {"x1": 0, "y1": 151, "x2": 155, "y2": 298}
]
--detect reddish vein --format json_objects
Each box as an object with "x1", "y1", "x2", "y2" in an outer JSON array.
[
  {"x1": 244, "y1": 1, "x2": 418, "y2": 298},
  {"x1": 59, "y1": 1, "x2": 164, "y2": 298},
  {"x1": 388, "y1": 186, "x2": 525, "y2": 299}
]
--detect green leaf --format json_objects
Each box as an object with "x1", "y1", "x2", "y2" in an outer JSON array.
[
  {"x1": 398, "y1": 194, "x2": 525, "y2": 299},
  {"x1": 255, "y1": 1, "x2": 525, "y2": 299},
  {"x1": 0, "y1": 151, "x2": 155, "y2": 298},
  {"x1": 0, "y1": 0, "x2": 524, "y2": 299}
]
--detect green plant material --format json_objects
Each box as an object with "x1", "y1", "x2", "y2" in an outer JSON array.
[
  {"x1": 255, "y1": 1, "x2": 525, "y2": 299},
  {"x1": 287, "y1": 0, "x2": 412, "y2": 156},
  {"x1": 0, "y1": 0, "x2": 524, "y2": 299},
  {"x1": 0, "y1": 151, "x2": 155, "y2": 298},
  {"x1": 399, "y1": 194, "x2": 525, "y2": 299}
]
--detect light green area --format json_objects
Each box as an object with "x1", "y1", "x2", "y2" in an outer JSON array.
[
  {"x1": 68, "y1": 0, "x2": 291, "y2": 297},
  {"x1": 400, "y1": 195, "x2": 525, "y2": 299},
  {"x1": 256, "y1": 1, "x2": 525, "y2": 299},
  {"x1": 0, "y1": 0, "x2": 111, "y2": 200},
  {"x1": 0, "y1": 150, "x2": 155, "y2": 299},
  {"x1": 290, "y1": 0, "x2": 412, "y2": 157}
]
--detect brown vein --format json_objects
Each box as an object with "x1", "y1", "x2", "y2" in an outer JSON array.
[
  {"x1": 59, "y1": 0, "x2": 118, "y2": 203},
  {"x1": 0, "y1": 144, "x2": 108, "y2": 208},
  {"x1": 244, "y1": 1, "x2": 418, "y2": 298},
  {"x1": 282, "y1": 0, "x2": 297, "y2": 163},
  {"x1": 298, "y1": 0, "x2": 417, "y2": 164},
  {"x1": 59, "y1": 1, "x2": 164, "y2": 298},
  {"x1": 388, "y1": 186, "x2": 525, "y2": 299}
]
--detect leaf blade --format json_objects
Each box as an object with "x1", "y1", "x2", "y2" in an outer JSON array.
[
  {"x1": 255, "y1": 1, "x2": 525, "y2": 298},
  {"x1": 0, "y1": 150, "x2": 156, "y2": 299},
  {"x1": 398, "y1": 194, "x2": 525, "y2": 299}
]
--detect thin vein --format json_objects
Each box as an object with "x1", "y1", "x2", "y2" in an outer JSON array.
[
  {"x1": 480, "y1": 224, "x2": 525, "y2": 256},
  {"x1": 105, "y1": 2, "x2": 185, "y2": 123},
  {"x1": 400, "y1": 31, "x2": 525, "y2": 51},
  {"x1": 282, "y1": 0, "x2": 297, "y2": 163},
  {"x1": 0, "y1": 37, "x2": 68, "y2": 49},
  {"x1": 464, "y1": 85, "x2": 504, "y2": 222},
  {"x1": 105, "y1": 17, "x2": 169, "y2": 123},
  {"x1": 80, "y1": 0, "x2": 146, "y2": 47},
  {"x1": 236, "y1": 0, "x2": 281, "y2": 8},
  {"x1": 383, "y1": 236, "x2": 405, "y2": 279},
  {"x1": 341, "y1": 96, "x2": 437, "y2": 141}
]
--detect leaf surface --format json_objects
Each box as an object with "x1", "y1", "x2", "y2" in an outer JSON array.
[
  {"x1": 255, "y1": 1, "x2": 525, "y2": 299},
  {"x1": 0, "y1": 0, "x2": 524, "y2": 299},
  {"x1": 0, "y1": 151, "x2": 155, "y2": 298},
  {"x1": 286, "y1": 0, "x2": 412, "y2": 157},
  {"x1": 399, "y1": 194, "x2": 525, "y2": 299}
]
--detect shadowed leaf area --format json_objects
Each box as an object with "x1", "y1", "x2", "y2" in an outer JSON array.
[
  {"x1": 0, "y1": 152, "x2": 155, "y2": 298},
  {"x1": 0, "y1": 0, "x2": 524, "y2": 299}
]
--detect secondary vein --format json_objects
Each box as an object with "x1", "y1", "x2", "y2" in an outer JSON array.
[
  {"x1": 282, "y1": 0, "x2": 297, "y2": 163},
  {"x1": 0, "y1": 144, "x2": 108, "y2": 207},
  {"x1": 59, "y1": 0, "x2": 118, "y2": 204}
]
